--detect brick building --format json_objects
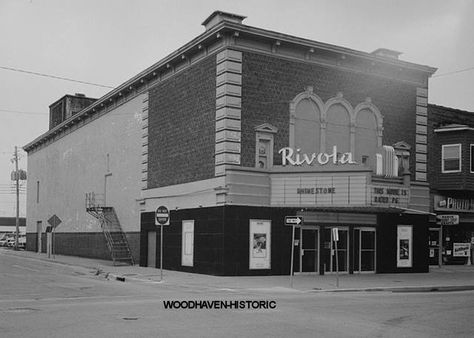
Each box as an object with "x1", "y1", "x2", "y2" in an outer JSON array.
[
  {"x1": 24, "y1": 11, "x2": 437, "y2": 275},
  {"x1": 427, "y1": 104, "x2": 474, "y2": 265}
]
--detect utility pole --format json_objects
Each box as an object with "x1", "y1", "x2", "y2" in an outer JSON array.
[{"x1": 13, "y1": 146, "x2": 20, "y2": 251}]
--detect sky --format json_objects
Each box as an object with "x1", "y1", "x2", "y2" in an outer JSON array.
[{"x1": 0, "y1": 0, "x2": 473, "y2": 217}]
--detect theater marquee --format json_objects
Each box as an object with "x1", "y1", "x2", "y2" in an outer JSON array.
[{"x1": 271, "y1": 174, "x2": 367, "y2": 206}]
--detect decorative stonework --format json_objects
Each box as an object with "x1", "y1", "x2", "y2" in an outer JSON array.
[
  {"x1": 141, "y1": 93, "x2": 149, "y2": 190},
  {"x1": 415, "y1": 87, "x2": 428, "y2": 181},
  {"x1": 215, "y1": 49, "x2": 242, "y2": 176}
]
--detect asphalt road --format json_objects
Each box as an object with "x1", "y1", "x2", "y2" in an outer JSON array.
[{"x1": 1, "y1": 249, "x2": 474, "y2": 338}]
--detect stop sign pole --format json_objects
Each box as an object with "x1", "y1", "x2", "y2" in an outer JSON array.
[{"x1": 155, "y1": 206, "x2": 170, "y2": 281}]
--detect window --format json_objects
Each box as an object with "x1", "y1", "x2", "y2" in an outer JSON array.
[
  {"x1": 442, "y1": 144, "x2": 461, "y2": 173},
  {"x1": 255, "y1": 124, "x2": 278, "y2": 169},
  {"x1": 471, "y1": 145, "x2": 474, "y2": 173},
  {"x1": 36, "y1": 181, "x2": 40, "y2": 203}
]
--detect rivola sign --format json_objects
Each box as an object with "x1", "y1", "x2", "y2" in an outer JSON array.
[{"x1": 279, "y1": 146, "x2": 356, "y2": 166}]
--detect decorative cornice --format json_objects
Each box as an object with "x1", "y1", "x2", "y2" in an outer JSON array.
[{"x1": 24, "y1": 15, "x2": 437, "y2": 153}]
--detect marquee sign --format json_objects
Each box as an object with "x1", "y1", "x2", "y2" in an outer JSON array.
[
  {"x1": 279, "y1": 146, "x2": 356, "y2": 166},
  {"x1": 271, "y1": 173, "x2": 367, "y2": 206},
  {"x1": 371, "y1": 186, "x2": 410, "y2": 207}
]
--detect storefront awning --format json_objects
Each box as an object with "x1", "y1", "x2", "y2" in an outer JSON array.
[{"x1": 296, "y1": 206, "x2": 435, "y2": 215}]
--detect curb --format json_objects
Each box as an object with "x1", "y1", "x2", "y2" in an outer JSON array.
[{"x1": 316, "y1": 285, "x2": 474, "y2": 293}]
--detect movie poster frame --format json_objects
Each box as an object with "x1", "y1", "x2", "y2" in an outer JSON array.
[
  {"x1": 249, "y1": 219, "x2": 271, "y2": 270},
  {"x1": 397, "y1": 225, "x2": 413, "y2": 268}
]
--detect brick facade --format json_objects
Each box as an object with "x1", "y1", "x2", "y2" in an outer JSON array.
[
  {"x1": 147, "y1": 56, "x2": 217, "y2": 188},
  {"x1": 240, "y1": 52, "x2": 418, "y2": 176}
]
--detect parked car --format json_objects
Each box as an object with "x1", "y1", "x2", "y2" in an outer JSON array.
[
  {"x1": 0, "y1": 233, "x2": 14, "y2": 247},
  {"x1": 1, "y1": 234, "x2": 26, "y2": 249}
]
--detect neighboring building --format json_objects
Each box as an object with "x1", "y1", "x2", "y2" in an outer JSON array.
[
  {"x1": 24, "y1": 11, "x2": 437, "y2": 275},
  {"x1": 427, "y1": 104, "x2": 474, "y2": 265},
  {"x1": 0, "y1": 217, "x2": 26, "y2": 235}
]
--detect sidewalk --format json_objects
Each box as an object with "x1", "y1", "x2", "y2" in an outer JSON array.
[{"x1": 3, "y1": 248, "x2": 474, "y2": 293}]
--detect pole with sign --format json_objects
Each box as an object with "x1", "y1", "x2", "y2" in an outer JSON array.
[
  {"x1": 155, "y1": 206, "x2": 170, "y2": 281},
  {"x1": 47, "y1": 215, "x2": 62, "y2": 259},
  {"x1": 332, "y1": 227, "x2": 339, "y2": 288},
  {"x1": 285, "y1": 216, "x2": 303, "y2": 288}
]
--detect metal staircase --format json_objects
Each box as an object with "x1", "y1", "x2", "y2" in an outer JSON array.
[{"x1": 85, "y1": 192, "x2": 134, "y2": 266}]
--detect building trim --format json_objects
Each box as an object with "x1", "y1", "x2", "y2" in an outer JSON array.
[{"x1": 24, "y1": 17, "x2": 436, "y2": 154}]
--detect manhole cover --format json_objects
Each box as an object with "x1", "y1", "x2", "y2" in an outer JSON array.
[{"x1": 122, "y1": 317, "x2": 138, "y2": 320}]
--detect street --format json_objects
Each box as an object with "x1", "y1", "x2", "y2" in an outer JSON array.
[{"x1": 1, "y1": 249, "x2": 474, "y2": 338}]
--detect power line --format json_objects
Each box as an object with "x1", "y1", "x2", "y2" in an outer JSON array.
[
  {"x1": 0, "y1": 109, "x2": 47, "y2": 115},
  {"x1": 0, "y1": 65, "x2": 115, "y2": 89},
  {"x1": 432, "y1": 66, "x2": 474, "y2": 78}
]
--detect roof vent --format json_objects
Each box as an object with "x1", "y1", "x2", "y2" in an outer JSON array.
[
  {"x1": 202, "y1": 11, "x2": 246, "y2": 31},
  {"x1": 371, "y1": 48, "x2": 402, "y2": 60}
]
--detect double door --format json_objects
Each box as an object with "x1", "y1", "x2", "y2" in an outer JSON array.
[
  {"x1": 295, "y1": 226, "x2": 375, "y2": 273},
  {"x1": 296, "y1": 227, "x2": 349, "y2": 274}
]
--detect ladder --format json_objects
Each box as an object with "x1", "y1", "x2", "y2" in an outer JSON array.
[{"x1": 85, "y1": 193, "x2": 134, "y2": 266}]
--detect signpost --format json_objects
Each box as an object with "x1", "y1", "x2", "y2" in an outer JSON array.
[
  {"x1": 47, "y1": 215, "x2": 62, "y2": 259},
  {"x1": 155, "y1": 206, "x2": 170, "y2": 281},
  {"x1": 285, "y1": 216, "x2": 303, "y2": 288},
  {"x1": 332, "y1": 227, "x2": 339, "y2": 288}
]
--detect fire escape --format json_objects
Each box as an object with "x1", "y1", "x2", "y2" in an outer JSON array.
[{"x1": 85, "y1": 192, "x2": 134, "y2": 266}]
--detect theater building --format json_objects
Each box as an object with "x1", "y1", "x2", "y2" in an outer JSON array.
[
  {"x1": 24, "y1": 11, "x2": 436, "y2": 275},
  {"x1": 427, "y1": 104, "x2": 474, "y2": 265}
]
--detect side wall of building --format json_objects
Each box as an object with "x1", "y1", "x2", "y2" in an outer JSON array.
[
  {"x1": 26, "y1": 94, "x2": 145, "y2": 260},
  {"x1": 147, "y1": 55, "x2": 217, "y2": 189}
]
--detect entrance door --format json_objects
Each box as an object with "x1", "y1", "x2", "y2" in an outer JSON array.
[
  {"x1": 36, "y1": 221, "x2": 42, "y2": 253},
  {"x1": 300, "y1": 228, "x2": 319, "y2": 273},
  {"x1": 322, "y1": 227, "x2": 349, "y2": 273},
  {"x1": 428, "y1": 228, "x2": 441, "y2": 266},
  {"x1": 354, "y1": 228, "x2": 376, "y2": 272},
  {"x1": 147, "y1": 231, "x2": 156, "y2": 268}
]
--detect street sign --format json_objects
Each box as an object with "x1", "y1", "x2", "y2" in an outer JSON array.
[
  {"x1": 155, "y1": 206, "x2": 170, "y2": 226},
  {"x1": 48, "y1": 214, "x2": 62, "y2": 229},
  {"x1": 285, "y1": 216, "x2": 303, "y2": 226},
  {"x1": 332, "y1": 227, "x2": 339, "y2": 242}
]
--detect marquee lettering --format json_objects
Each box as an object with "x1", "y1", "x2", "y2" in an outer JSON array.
[{"x1": 279, "y1": 146, "x2": 356, "y2": 166}]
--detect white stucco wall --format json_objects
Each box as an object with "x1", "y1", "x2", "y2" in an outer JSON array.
[{"x1": 26, "y1": 94, "x2": 144, "y2": 234}]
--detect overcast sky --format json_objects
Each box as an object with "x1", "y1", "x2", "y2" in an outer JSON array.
[{"x1": 0, "y1": 0, "x2": 473, "y2": 217}]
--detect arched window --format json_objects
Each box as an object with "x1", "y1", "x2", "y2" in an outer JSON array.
[
  {"x1": 288, "y1": 89, "x2": 384, "y2": 169},
  {"x1": 354, "y1": 101, "x2": 383, "y2": 167},
  {"x1": 290, "y1": 87, "x2": 324, "y2": 154},
  {"x1": 325, "y1": 99, "x2": 352, "y2": 154}
]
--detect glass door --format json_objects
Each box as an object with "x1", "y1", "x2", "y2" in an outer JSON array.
[
  {"x1": 322, "y1": 227, "x2": 349, "y2": 273},
  {"x1": 355, "y1": 228, "x2": 376, "y2": 273},
  {"x1": 300, "y1": 228, "x2": 319, "y2": 273}
]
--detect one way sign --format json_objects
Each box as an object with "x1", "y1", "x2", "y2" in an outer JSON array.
[{"x1": 285, "y1": 216, "x2": 303, "y2": 226}]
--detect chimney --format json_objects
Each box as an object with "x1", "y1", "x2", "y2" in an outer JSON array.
[
  {"x1": 49, "y1": 94, "x2": 97, "y2": 129},
  {"x1": 371, "y1": 48, "x2": 402, "y2": 60},
  {"x1": 202, "y1": 11, "x2": 246, "y2": 31}
]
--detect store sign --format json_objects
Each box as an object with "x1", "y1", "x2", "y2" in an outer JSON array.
[
  {"x1": 271, "y1": 173, "x2": 367, "y2": 206},
  {"x1": 434, "y1": 195, "x2": 474, "y2": 212},
  {"x1": 453, "y1": 243, "x2": 470, "y2": 257},
  {"x1": 436, "y1": 214, "x2": 459, "y2": 225},
  {"x1": 279, "y1": 146, "x2": 356, "y2": 166},
  {"x1": 371, "y1": 186, "x2": 410, "y2": 207}
]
